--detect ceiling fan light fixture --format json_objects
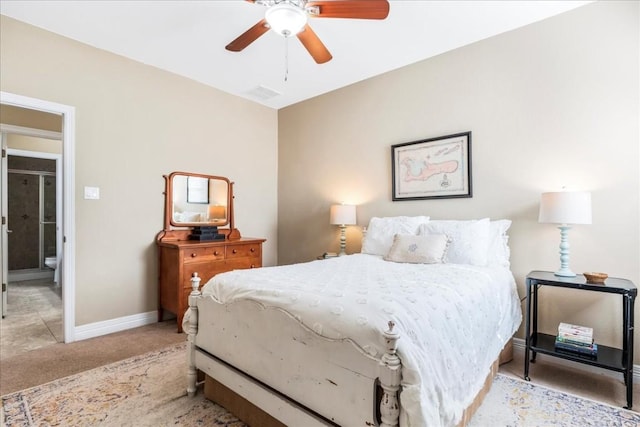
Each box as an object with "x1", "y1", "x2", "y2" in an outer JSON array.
[{"x1": 265, "y1": 3, "x2": 308, "y2": 37}]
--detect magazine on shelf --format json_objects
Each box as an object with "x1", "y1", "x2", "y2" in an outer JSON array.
[{"x1": 555, "y1": 339, "x2": 598, "y2": 356}]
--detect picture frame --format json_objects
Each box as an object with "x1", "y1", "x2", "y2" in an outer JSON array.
[
  {"x1": 391, "y1": 132, "x2": 472, "y2": 201},
  {"x1": 187, "y1": 176, "x2": 209, "y2": 204}
]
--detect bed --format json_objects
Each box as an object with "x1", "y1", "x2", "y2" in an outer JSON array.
[{"x1": 184, "y1": 217, "x2": 522, "y2": 426}]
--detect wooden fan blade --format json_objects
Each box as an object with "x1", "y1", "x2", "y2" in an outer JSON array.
[
  {"x1": 297, "y1": 24, "x2": 333, "y2": 64},
  {"x1": 225, "y1": 19, "x2": 269, "y2": 52},
  {"x1": 307, "y1": 0, "x2": 390, "y2": 19}
]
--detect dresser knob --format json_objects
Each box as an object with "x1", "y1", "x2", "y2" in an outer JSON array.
[
  {"x1": 214, "y1": 251, "x2": 220, "y2": 256},
  {"x1": 251, "y1": 264, "x2": 256, "y2": 268},
  {"x1": 191, "y1": 253, "x2": 197, "y2": 258},
  {"x1": 250, "y1": 248, "x2": 255, "y2": 252},
  {"x1": 232, "y1": 249, "x2": 238, "y2": 254}
]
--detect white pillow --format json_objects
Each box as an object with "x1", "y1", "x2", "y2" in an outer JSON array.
[
  {"x1": 418, "y1": 218, "x2": 491, "y2": 266},
  {"x1": 487, "y1": 219, "x2": 512, "y2": 267},
  {"x1": 178, "y1": 211, "x2": 201, "y2": 222},
  {"x1": 361, "y1": 216, "x2": 430, "y2": 256},
  {"x1": 384, "y1": 233, "x2": 449, "y2": 264}
]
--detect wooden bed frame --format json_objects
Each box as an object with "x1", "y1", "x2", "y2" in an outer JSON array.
[{"x1": 186, "y1": 274, "x2": 513, "y2": 426}]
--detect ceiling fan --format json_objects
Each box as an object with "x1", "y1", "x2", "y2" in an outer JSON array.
[{"x1": 226, "y1": 0, "x2": 390, "y2": 64}]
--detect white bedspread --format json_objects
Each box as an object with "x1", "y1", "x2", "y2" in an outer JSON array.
[{"x1": 199, "y1": 254, "x2": 522, "y2": 427}]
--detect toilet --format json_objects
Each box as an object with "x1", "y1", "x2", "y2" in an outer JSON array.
[
  {"x1": 45, "y1": 256, "x2": 59, "y2": 284},
  {"x1": 45, "y1": 256, "x2": 56, "y2": 270}
]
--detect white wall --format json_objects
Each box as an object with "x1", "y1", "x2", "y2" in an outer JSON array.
[{"x1": 278, "y1": 1, "x2": 639, "y2": 357}]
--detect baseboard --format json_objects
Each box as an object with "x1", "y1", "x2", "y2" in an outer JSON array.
[
  {"x1": 512, "y1": 337, "x2": 640, "y2": 382},
  {"x1": 74, "y1": 310, "x2": 158, "y2": 342}
]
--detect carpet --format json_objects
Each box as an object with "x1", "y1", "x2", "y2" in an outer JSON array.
[{"x1": 2, "y1": 342, "x2": 639, "y2": 427}]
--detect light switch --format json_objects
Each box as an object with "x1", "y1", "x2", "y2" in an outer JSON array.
[{"x1": 84, "y1": 186, "x2": 100, "y2": 200}]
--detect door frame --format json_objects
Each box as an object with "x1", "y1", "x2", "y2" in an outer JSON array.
[
  {"x1": 1, "y1": 132, "x2": 6, "y2": 317},
  {"x1": 1, "y1": 91, "x2": 76, "y2": 343}
]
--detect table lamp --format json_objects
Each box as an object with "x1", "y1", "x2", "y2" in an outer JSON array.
[
  {"x1": 538, "y1": 191, "x2": 592, "y2": 277},
  {"x1": 330, "y1": 204, "x2": 356, "y2": 256},
  {"x1": 208, "y1": 205, "x2": 226, "y2": 222}
]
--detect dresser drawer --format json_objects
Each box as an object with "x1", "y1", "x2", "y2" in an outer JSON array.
[
  {"x1": 183, "y1": 246, "x2": 225, "y2": 262},
  {"x1": 227, "y1": 243, "x2": 261, "y2": 259},
  {"x1": 183, "y1": 261, "x2": 229, "y2": 290},
  {"x1": 226, "y1": 258, "x2": 262, "y2": 271}
]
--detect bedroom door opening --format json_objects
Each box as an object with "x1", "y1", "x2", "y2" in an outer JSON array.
[
  {"x1": 0, "y1": 91, "x2": 76, "y2": 345},
  {"x1": 1, "y1": 144, "x2": 63, "y2": 355}
]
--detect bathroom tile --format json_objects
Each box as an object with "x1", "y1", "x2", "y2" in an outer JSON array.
[{"x1": 0, "y1": 280, "x2": 63, "y2": 360}]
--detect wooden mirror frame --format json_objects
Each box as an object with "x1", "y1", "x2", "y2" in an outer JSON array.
[
  {"x1": 157, "y1": 171, "x2": 241, "y2": 242},
  {"x1": 168, "y1": 172, "x2": 230, "y2": 228}
]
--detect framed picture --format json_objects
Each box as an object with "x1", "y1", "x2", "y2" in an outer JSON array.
[
  {"x1": 187, "y1": 176, "x2": 209, "y2": 204},
  {"x1": 391, "y1": 132, "x2": 472, "y2": 201}
]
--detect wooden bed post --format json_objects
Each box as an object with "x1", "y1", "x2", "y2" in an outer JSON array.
[
  {"x1": 379, "y1": 321, "x2": 401, "y2": 427},
  {"x1": 186, "y1": 273, "x2": 201, "y2": 397}
]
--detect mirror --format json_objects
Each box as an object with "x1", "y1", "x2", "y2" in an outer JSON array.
[
  {"x1": 159, "y1": 171, "x2": 240, "y2": 242},
  {"x1": 166, "y1": 172, "x2": 230, "y2": 228}
]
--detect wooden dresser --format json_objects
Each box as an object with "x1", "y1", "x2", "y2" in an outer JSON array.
[{"x1": 158, "y1": 237, "x2": 265, "y2": 332}]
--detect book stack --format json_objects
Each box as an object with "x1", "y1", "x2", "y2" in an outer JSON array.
[
  {"x1": 188, "y1": 226, "x2": 225, "y2": 241},
  {"x1": 555, "y1": 322, "x2": 598, "y2": 357}
]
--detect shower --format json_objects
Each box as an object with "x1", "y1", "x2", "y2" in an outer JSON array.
[{"x1": 7, "y1": 155, "x2": 58, "y2": 283}]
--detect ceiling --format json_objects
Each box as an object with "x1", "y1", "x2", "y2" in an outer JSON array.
[{"x1": 1, "y1": 0, "x2": 590, "y2": 110}]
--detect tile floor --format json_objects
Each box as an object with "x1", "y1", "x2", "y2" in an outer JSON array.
[{"x1": 0, "y1": 278, "x2": 62, "y2": 360}]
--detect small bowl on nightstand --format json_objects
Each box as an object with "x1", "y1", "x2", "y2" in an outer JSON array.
[{"x1": 583, "y1": 272, "x2": 608, "y2": 284}]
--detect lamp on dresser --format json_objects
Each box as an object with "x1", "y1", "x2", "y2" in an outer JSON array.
[
  {"x1": 538, "y1": 190, "x2": 592, "y2": 277},
  {"x1": 330, "y1": 203, "x2": 356, "y2": 256},
  {"x1": 208, "y1": 205, "x2": 226, "y2": 222}
]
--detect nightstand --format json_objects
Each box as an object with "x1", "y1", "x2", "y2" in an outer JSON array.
[
  {"x1": 317, "y1": 252, "x2": 338, "y2": 260},
  {"x1": 524, "y1": 270, "x2": 637, "y2": 409}
]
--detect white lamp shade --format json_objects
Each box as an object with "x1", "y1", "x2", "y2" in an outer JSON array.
[
  {"x1": 538, "y1": 191, "x2": 592, "y2": 225},
  {"x1": 265, "y1": 3, "x2": 308, "y2": 37},
  {"x1": 208, "y1": 205, "x2": 226, "y2": 220},
  {"x1": 330, "y1": 204, "x2": 356, "y2": 225}
]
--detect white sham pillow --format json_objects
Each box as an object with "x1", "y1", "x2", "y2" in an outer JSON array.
[
  {"x1": 384, "y1": 233, "x2": 449, "y2": 264},
  {"x1": 418, "y1": 218, "x2": 491, "y2": 266},
  {"x1": 176, "y1": 211, "x2": 201, "y2": 222},
  {"x1": 487, "y1": 219, "x2": 512, "y2": 267},
  {"x1": 361, "y1": 216, "x2": 430, "y2": 256}
]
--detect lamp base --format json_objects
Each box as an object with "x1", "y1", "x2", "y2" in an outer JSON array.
[
  {"x1": 338, "y1": 225, "x2": 347, "y2": 256},
  {"x1": 554, "y1": 225, "x2": 576, "y2": 277},
  {"x1": 554, "y1": 268, "x2": 576, "y2": 277}
]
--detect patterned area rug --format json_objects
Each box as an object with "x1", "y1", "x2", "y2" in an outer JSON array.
[
  {"x1": 2, "y1": 342, "x2": 639, "y2": 426},
  {"x1": 1, "y1": 342, "x2": 243, "y2": 427},
  {"x1": 470, "y1": 374, "x2": 640, "y2": 427}
]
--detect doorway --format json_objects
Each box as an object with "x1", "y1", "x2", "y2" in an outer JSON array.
[
  {"x1": 1, "y1": 146, "x2": 63, "y2": 358},
  {"x1": 1, "y1": 91, "x2": 76, "y2": 344}
]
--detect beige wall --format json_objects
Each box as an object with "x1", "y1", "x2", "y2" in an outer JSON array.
[
  {"x1": 0, "y1": 104, "x2": 62, "y2": 132},
  {"x1": 6, "y1": 134, "x2": 62, "y2": 154},
  {"x1": 279, "y1": 1, "x2": 640, "y2": 357},
  {"x1": 0, "y1": 15, "x2": 278, "y2": 326}
]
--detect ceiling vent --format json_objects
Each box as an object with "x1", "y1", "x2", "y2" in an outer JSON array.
[{"x1": 246, "y1": 85, "x2": 281, "y2": 100}]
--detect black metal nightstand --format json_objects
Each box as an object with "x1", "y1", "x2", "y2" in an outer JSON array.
[{"x1": 524, "y1": 270, "x2": 637, "y2": 409}]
